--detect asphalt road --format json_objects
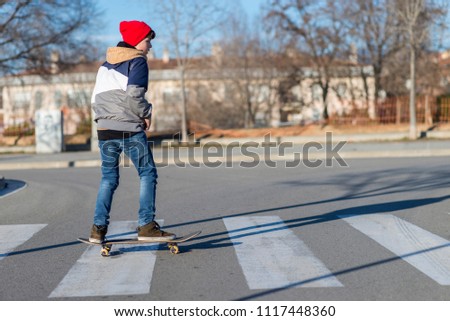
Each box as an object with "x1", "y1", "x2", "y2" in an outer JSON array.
[{"x1": 1, "y1": 156, "x2": 450, "y2": 301}]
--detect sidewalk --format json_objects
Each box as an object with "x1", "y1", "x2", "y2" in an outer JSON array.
[{"x1": 1, "y1": 131, "x2": 450, "y2": 171}]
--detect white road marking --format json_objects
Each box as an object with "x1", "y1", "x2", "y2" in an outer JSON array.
[
  {"x1": 0, "y1": 224, "x2": 47, "y2": 260},
  {"x1": 339, "y1": 214, "x2": 450, "y2": 285},
  {"x1": 223, "y1": 216, "x2": 343, "y2": 289},
  {"x1": 49, "y1": 220, "x2": 162, "y2": 298}
]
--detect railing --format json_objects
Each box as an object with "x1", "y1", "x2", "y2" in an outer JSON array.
[{"x1": 330, "y1": 96, "x2": 450, "y2": 125}]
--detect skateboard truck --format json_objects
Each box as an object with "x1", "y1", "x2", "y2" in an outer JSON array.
[{"x1": 100, "y1": 242, "x2": 178, "y2": 256}]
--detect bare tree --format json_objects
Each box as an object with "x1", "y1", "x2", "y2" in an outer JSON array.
[
  {"x1": 0, "y1": 0, "x2": 101, "y2": 76},
  {"x1": 189, "y1": 82, "x2": 245, "y2": 129},
  {"x1": 394, "y1": 0, "x2": 447, "y2": 139},
  {"x1": 266, "y1": 0, "x2": 348, "y2": 122},
  {"x1": 397, "y1": 0, "x2": 424, "y2": 138},
  {"x1": 216, "y1": 9, "x2": 279, "y2": 128},
  {"x1": 343, "y1": 0, "x2": 401, "y2": 104},
  {"x1": 149, "y1": 0, "x2": 229, "y2": 143}
]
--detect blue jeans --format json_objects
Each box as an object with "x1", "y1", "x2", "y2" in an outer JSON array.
[{"x1": 94, "y1": 131, "x2": 157, "y2": 227}]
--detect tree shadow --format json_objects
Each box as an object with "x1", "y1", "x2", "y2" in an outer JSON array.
[
  {"x1": 1, "y1": 240, "x2": 80, "y2": 258},
  {"x1": 180, "y1": 196, "x2": 450, "y2": 255},
  {"x1": 236, "y1": 241, "x2": 450, "y2": 301},
  {"x1": 164, "y1": 166, "x2": 450, "y2": 231},
  {"x1": 156, "y1": 165, "x2": 450, "y2": 274}
]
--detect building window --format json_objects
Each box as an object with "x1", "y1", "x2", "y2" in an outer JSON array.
[
  {"x1": 163, "y1": 88, "x2": 182, "y2": 105},
  {"x1": 35, "y1": 91, "x2": 43, "y2": 110},
  {"x1": 54, "y1": 90, "x2": 63, "y2": 108},
  {"x1": 336, "y1": 83, "x2": 347, "y2": 98},
  {"x1": 13, "y1": 91, "x2": 31, "y2": 109},
  {"x1": 312, "y1": 84, "x2": 322, "y2": 101},
  {"x1": 250, "y1": 85, "x2": 270, "y2": 104},
  {"x1": 11, "y1": 91, "x2": 31, "y2": 125},
  {"x1": 67, "y1": 89, "x2": 89, "y2": 108}
]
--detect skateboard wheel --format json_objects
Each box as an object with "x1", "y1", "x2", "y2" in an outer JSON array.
[
  {"x1": 169, "y1": 244, "x2": 179, "y2": 254},
  {"x1": 101, "y1": 245, "x2": 111, "y2": 257}
]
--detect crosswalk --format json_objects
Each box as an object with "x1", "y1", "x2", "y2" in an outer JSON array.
[
  {"x1": 0, "y1": 224, "x2": 47, "y2": 261},
  {"x1": 223, "y1": 216, "x2": 343, "y2": 289},
  {"x1": 0, "y1": 215, "x2": 449, "y2": 298},
  {"x1": 339, "y1": 214, "x2": 450, "y2": 285},
  {"x1": 49, "y1": 221, "x2": 162, "y2": 298}
]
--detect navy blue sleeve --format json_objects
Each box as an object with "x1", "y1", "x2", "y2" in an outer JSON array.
[{"x1": 128, "y1": 57, "x2": 149, "y2": 90}]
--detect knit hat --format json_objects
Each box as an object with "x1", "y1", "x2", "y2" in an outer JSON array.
[{"x1": 119, "y1": 20, "x2": 155, "y2": 46}]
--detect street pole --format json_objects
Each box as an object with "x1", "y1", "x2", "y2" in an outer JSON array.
[
  {"x1": 409, "y1": 38, "x2": 417, "y2": 140},
  {"x1": 179, "y1": 65, "x2": 188, "y2": 144}
]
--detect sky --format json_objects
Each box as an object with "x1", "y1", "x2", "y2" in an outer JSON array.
[{"x1": 94, "y1": 0, "x2": 266, "y2": 57}]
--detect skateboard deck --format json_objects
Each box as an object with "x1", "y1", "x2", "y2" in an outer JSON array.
[{"x1": 78, "y1": 230, "x2": 201, "y2": 256}]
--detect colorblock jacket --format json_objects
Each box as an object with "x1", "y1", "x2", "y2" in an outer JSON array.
[{"x1": 91, "y1": 43, "x2": 152, "y2": 132}]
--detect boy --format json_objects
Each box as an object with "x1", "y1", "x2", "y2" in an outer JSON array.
[{"x1": 89, "y1": 20, "x2": 175, "y2": 243}]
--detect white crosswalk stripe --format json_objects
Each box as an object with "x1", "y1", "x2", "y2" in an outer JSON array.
[
  {"x1": 0, "y1": 224, "x2": 47, "y2": 260},
  {"x1": 2, "y1": 213, "x2": 449, "y2": 298},
  {"x1": 223, "y1": 216, "x2": 343, "y2": 289},
  {"x1": 49, "y1": 221, "x2": 162, "y2": 298},
  {"x1": 339, "y1": 214, "x2": 450, "y2": 285}
]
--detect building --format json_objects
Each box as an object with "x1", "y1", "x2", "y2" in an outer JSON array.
[{"x1": 0, "y1": 47, "x2": 376, "y2": 138}]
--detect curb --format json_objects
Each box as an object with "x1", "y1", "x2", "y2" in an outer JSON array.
[
  {"x1": 199, "y1": 132, "x2": 412, "y2": 146},
  {"x1": 1, "y1": 149, "x2": 450, "y2": 171},
  {"x1": 0, "y1": 179, "x2": 28, "y2": 199},
  {"x1": 0, "y1": 146, "x2": 36, "y2": 154},
  {"x1": 0, "y1": 160, "x2": 102, "y2": 171}
]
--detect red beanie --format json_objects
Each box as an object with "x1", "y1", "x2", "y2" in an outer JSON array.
[{"x1": 120, "y1": 20, "x2": 153, "y2": 46}]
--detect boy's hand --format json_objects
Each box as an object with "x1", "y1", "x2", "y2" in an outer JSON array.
[{"x1": 144, "y1": 118, "x2": 151, "y2": 131}]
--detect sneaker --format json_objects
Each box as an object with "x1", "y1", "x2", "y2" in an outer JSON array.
[
  {"x1": 89, "y1": 225, "x2": 108, "y2": 243},
  {"x1": 138, "y1": 221, "x2": 176, "y2": 241}
]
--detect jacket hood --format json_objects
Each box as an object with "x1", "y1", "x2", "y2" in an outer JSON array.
[{"x1": 106, "y1": 47, "x2": 146, "y2": 64}]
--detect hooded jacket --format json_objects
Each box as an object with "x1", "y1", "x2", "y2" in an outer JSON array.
[{"x1": 91, "y1": 44, "x2": 152, "y2": 132}]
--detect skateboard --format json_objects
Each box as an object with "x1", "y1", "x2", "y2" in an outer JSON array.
[{"x1": 78, "y1": 231, "x2": 201, "y2": 256}]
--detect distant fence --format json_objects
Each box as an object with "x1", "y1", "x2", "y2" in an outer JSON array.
[{"x1": 330, "y1": 95, "x2": 450, "y2": 126}]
